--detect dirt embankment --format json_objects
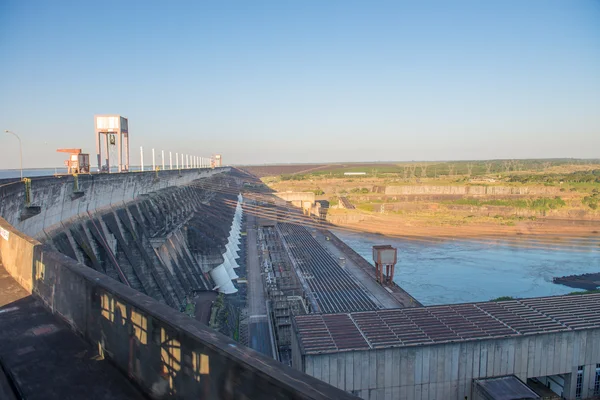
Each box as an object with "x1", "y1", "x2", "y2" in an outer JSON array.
[
  {"x1": 266, "y1": 177, "x2": 600, "y2": 237},
  {"x1": 326, "y1": 210, "x2": 600, "y2": 238}
]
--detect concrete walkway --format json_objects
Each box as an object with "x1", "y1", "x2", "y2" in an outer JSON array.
[
  {"x1": 0, "y1": 265, "x2": 148, "y2": 400},
  {"x1": 0, "y1": 364, "x2": 17, "y2": 400},
  {"x1": 245, "y1": 212, "x2": 275, "y2": 358}
]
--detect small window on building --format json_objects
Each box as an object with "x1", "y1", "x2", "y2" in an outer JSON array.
[
  {"x1": 576, "y1": 365, "x2": 584, "y2": 399},
  {"x1": 594, "y1": 364, "x2": 600, "y2": 396}
]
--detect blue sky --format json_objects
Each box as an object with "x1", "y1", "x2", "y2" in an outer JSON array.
[{"x1": 0, "y1": 1, "x2": 599, "y2": 168}]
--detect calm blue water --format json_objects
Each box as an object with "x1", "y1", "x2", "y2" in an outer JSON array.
[
  {"x1": 334, "y1": 230, "x2": 600, "y2": 305},
  {"x1": 0, "y1": 166, "x2": 153, "y2": 180}
]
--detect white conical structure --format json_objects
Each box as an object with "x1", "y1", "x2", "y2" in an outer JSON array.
[
  {"x1": 220, "y1": 256, "x2": 238, "y2": 280},
  {"x1": 210, "y1": 264, "x2": 237, "y2": 294},
  {"x1": 229, "y1": 229, "x2": 241, "y2": 245},
  {"x1": 226, "y1": 237, "x2": 240, "y2": 254},
  {"x1": 226, "y1": 235, "x2": 240, "y2": 252},
  {"x1": 225, "y1": 242, "x2": 236, "y2": 258},
  {"x1": 227, "y1": 222, "x2": 241, "y2": 242},
  {"x1": 225, "y1": 246, "x2": 241, "y2": 269}
]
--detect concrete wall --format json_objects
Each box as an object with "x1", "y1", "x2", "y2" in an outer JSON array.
[
  {"x1": 0, "y1": 217, "x2": 41, "y2": 292},
  {"x1": 298, "y1": 330, "x2": 600, "y2": 400},
  {"x1": 275, "y1": 192, "x2": 316, "y2": 204},
  {"x1": 384, "y1": 185, "x2": 560, "y2": 196},
  {"x1": 0, "y1": 216, "x2": 355, "y2": 400},
  {"x1": 0, "y1": 168, "x2": 229, "y2": 239}
]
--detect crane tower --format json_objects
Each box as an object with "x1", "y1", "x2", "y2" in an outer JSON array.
[{"x1": 94, "y1": 115, "x2": 129, "y2": 173}]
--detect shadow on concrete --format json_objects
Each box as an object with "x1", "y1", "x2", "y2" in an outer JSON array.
[{"x1": 0, "y1": 294, "x2": 147, "y2": 400}]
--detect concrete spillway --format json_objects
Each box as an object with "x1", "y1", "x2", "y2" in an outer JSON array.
[{"x1": 21, "y1": 172, "x2": 246, "y2": 307}]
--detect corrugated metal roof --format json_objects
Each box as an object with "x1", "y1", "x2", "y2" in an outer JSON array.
[
  {"x1": 294, "y1": 293, "x2": 600, "y2": 354},
  {"x1": 278, "y1": 222, "x2": 380, "y2": 313}
]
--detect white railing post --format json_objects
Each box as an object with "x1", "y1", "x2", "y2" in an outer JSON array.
[
  {"x1": 152, "y1": 148, "x2": 156, "y2": 171},
  {"x1": 169, "y1": 151, "x2": 172, "y2": 170},
  {"x1": 140, "y1": 146, "x2": 144, "y2": 171}
]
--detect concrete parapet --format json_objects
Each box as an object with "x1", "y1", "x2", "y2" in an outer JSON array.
[
  {"x1": 0, "y1": 217, "x2": 41, "y2": 292},
  {"x1": 0, "y1": 168, "x2": 229, "y2": 239},
  {"x1": 0, "y1": 216, "x2": 355, "y2": 399}
]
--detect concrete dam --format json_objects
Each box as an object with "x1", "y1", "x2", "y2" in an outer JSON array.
[
  {"x1": 0, "y1": 168, "x2": 352, "y2": 399},
  {"x1": 2, "y1": 167, "x2": 600, "y2": 400}
]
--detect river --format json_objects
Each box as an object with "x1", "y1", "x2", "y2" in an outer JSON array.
[{"x1": 334, "y1": 230, "x2": 600, "y2": 306}]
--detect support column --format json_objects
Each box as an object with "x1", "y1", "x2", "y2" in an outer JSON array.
[
  {"x1": 564, "y1": 370, "x2": 576, "y2": 400},
  {"x1": 124, "y1": 133, "x2": 129, "y2": 171},
  {"x1": 96, "y1": 131, "x2": 101, "y2": 172},
  {"x1": 140, "y1": 146, "x2": 144, "y2": 172},
  {"x1": 117, "y1": 131, "x2": 122, "y2": 172},
  {"x1": 105, "y1": 134, "x2": 110, "y2": 172}
]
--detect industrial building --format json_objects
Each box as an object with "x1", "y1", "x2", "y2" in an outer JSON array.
[{"x1": 292, "y1": 294, "x2": 600, "y2": 399}]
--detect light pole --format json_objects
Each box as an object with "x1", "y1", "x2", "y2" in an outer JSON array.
[{"x1": 4, "y1": 130, "x2": 23, "y2": 180}]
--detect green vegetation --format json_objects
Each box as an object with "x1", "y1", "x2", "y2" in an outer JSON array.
[
  {"x1": 209, "y1": 293, "x2": 224, "y2": 329},
  {"x1": 269, "y1": 160, "x2": 600, "y2": 182},
  {"x1": 280, "y1": 173, "x2": 308, "y2": 181},
  {"x1": 312, "y1": 188, "x2": 325, "y2": 195},
  {"x1": 357, "y1": 203, "x2": 375, "y2": 212},
  {"x1": 490, "y1": 296, "x2": 515, "y2": 301},
  {"x1": 184, "y1": 302, "x2": 195, "y2": 317},
  {"x1": 582, "y1": 194, "x2": 599, "y2": 210},
  {"x1": 508, "y1": 169, "x2": 600, "y2": 185},
  {"x1": 446, "y1": 197, "x2": 566, "y2": 211},
  {"x1": 568, "y1": 289, "x2": 600, "y2": 295},
  {"x1": 350, "y1": 187, "x2": 370, "y2": 194}
]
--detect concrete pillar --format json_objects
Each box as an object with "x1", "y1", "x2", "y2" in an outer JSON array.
[
  {"x1": 564, "y1": 371, "x2": 575, "y2": 399},
  {"x1": 117, "y1": 129, "x2": 122, "y2": 172},
  {"x1": 583, "y1": 364, "x2": 595, "y2": 399},
  {"x1": 124, "y1": 133, "x2": 129, "y2": 170}
]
